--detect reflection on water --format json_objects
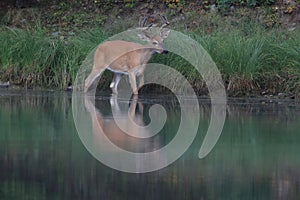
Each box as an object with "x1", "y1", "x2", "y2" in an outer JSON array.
[
  {"x1": 85, "y1": 95, "x2": 165, "y2": 153},
  {"x1": 1, "y1": 90, "x2": 300, "y2": 199}
]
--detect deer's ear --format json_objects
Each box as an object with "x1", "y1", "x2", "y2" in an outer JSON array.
[
  {"x1": 137, "y1": 33, "x2": 151, "y2": 42},
  {"x1": 161, "y1": 29, "x2": 171, "y2": 39}
]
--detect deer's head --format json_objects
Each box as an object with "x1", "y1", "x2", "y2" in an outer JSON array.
[{"x1": 137, "y1": 14, "x2": 170, "y2": 54}]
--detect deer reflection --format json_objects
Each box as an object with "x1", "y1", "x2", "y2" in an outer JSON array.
[{"x1": 84, "y1": 95, "x2": 162, "y2": 153}]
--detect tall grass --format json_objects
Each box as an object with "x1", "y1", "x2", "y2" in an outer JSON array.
[
  {"x1": 0, "y1": 25, "x2": 299, "y2": 95},
  {"x1": 0, "y1": 27, "x2": 107, "y2": 89},
  {"x1": 198, "y1": 30, "x2": 299, "y2": 95}
]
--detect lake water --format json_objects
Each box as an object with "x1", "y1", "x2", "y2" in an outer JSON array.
[{"x1": 1, "y1": 89, "x2": 300, "y2": 200}]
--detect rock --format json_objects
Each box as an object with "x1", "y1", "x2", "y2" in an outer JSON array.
[
  {"x1": 51, "y1": 32, "x2": 59, "y2": 37},
  {"x1": 0, "y1": 81, "x2": 9, "y2": 88},
  {"x1": 210, "y1": 4, "x2": 216, "y2": 12},
  {"x1": 66, "y1": 85, "x2": 73, "y2": 91},
  {"x1": 288, "y1": 26, "x2": 296, "y2": 31}
]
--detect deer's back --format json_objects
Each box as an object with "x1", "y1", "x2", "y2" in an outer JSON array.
[{"x1": 94, "y1": 40, "x2": 150, "y2": 69}]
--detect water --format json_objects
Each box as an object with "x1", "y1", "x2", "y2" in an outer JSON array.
[{"x1": 1, "y1": 89, "x2": 300, "y2": 200}]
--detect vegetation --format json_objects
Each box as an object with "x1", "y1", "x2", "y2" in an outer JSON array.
[
  {"x1": 0, "y1": 26, "x2": 107, "y2": 89},
  {"x1": 0, "y1": 0, "x2": 299, "y2": 97}
]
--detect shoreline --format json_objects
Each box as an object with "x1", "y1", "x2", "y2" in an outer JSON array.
[
  {"x1": 1, "y1": 3, "x2": 299, "y2": 98},
  {"x1": 0, "y1": 86, "x2": 299, "y2": 101}
]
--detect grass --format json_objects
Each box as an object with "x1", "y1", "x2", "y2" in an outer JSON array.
[
  {"x1": 193, "y1": 28, "x2": 300, "y2": 95},
  {"x1": 0, "y1": 26, "x2": 107, "y2": 89},
  {"x1": 0, "y1": 21, "x2": 299, "y2": 96}
]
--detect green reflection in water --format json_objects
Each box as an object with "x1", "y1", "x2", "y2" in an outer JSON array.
[{"x1": 0, "y1": 90, "x2": 300, "y2": 200}]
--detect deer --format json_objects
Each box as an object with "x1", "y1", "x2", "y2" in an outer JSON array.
[{"x1": 84, "y1": 15, "x2": 171, "y2": 95}]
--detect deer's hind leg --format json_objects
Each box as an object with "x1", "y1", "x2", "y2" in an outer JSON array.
[{"x1": 84, "y1": 65, "x2": 105, "y2": 93}]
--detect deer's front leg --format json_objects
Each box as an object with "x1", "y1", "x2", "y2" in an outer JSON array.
[
  {"x1": 128, "y1": 71, "x2": 138, "y2": 95},
  {"x1": 137, "y1": 65, "x2": 145, "y2": 89},
  {"x1": 137, "y1": 73, "x2": 144, "y2": 89},
  {"x1": 110, "y1": 73, "x2": 122, "y2": 94}
]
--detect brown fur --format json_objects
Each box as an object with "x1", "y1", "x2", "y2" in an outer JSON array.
[{"x1": 84, "y1": 30, "x2": 170, "y2": 95}]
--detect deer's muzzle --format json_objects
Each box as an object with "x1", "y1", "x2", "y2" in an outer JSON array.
[{"x1": 162, "y1": 50, "x2": 169, "y2": 54}]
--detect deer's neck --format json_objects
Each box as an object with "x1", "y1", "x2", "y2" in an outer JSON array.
[{"x1": 140, "y1": 48, "x2": 154, "y2": 63}]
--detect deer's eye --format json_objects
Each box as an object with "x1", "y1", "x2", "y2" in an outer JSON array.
[{"x1": 153, "y1": 41, "x2": 158, "y2": 45}]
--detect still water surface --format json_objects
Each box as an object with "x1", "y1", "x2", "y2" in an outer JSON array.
[{"x1": 0, "y1": 90, "x2": 300, "y2": 200}]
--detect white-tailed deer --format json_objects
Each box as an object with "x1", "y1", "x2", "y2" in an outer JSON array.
[{"x1": 84, "y1": 15, "x2": 170, "y2": 95}]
